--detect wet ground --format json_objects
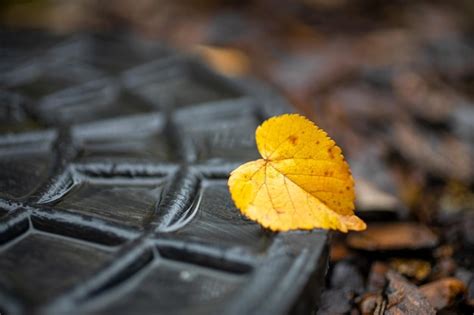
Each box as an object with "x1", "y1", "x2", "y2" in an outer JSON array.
[{"x1": 1, "y1": 0, "x2": 474, "y2": 313}]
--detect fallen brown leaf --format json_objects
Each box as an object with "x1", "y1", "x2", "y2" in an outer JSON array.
[
  {"x1": 385, "y1": 270, "x2": 436, "y2": 315},
  {"x1": 347, "y1": 222, "x2": 438, "y2": 251},
  {"x1": 420, "y1": 277, "x2": 466, "y2": 310}
]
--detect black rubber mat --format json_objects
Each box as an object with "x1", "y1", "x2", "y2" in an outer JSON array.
[{"x1": 0, "y1": 32, "x2": 328, "y2": 315}]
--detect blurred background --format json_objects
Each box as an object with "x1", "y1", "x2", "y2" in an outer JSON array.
[{"x1": 1, "y1": 0, "x2": 474, "y2": 313}]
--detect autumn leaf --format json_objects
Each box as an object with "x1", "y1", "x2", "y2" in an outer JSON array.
[{"x1": 228, "y1": 114, "x2": 366, "y2": 232}]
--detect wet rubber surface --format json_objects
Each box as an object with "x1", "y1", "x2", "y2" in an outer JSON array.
[{"x1": 0, "y1": 32, "x2": 328, "y2": 315}]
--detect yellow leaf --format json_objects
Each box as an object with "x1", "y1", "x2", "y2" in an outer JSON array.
[
  {"x1": 195, "y1": 45, "x2": 250, "y2": 76},
  {"x1": 228, "y1": 114, "x2": 366, "y2": 232}
]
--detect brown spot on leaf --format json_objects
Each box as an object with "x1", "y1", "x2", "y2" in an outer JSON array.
[
  {"x1": 289, "y1": 135, "x2": 298, "y2": 145},
  {"x1": 328, "y1": 147, "x2": 335, "y2": 159}
]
